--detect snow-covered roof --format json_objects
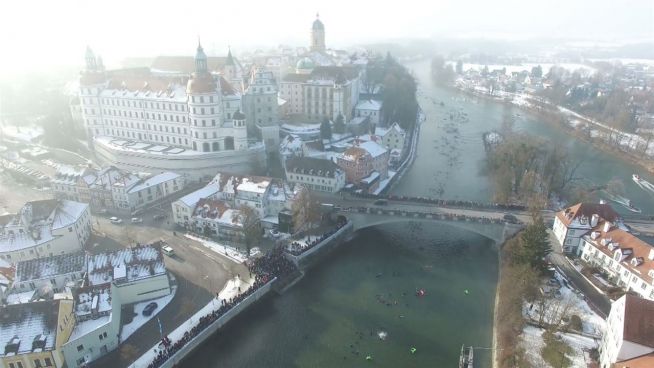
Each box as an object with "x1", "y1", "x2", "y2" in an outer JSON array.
[
  {"x1": 358, "y1": 140, "x2": 388, "y2": 158},
  {"x1": 177, "y1": 184, "x2": 220, "y2": 207},
  {"x1": 87, "y1": 243, "x2": 165, "y2": 286},
  {"x1": 127, "y1": 172, "x2": 180, "y2": 194},
  {"x1": 51, "y1": 200, "x2": 88, "y2": 230},
  {"x1": 361, "y1": 171, "x2": 380, "y2": 184},
  {"x1": 15, "y1": 251, "x2": 86, "y2": 283},
  {"x1": 355, "y1": 99, "x2": 382, "y2": 111},
  {"x1": 236, "y1": 177, "x2": 270, "y2": 195},
  {"x1": 0, "y1": 300, "x2": 61, "y2": 357}
]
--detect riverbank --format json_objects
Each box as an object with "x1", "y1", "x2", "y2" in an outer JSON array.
[{"x1": 459, "y1": 86, "x2": 654, "y2": 175}]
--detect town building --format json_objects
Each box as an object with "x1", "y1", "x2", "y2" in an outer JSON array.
[
  {"x1": 285, "y1": 157, "x2": 345, "y2": 193},
  {"x1": 579, "y1": 220, "x2": 654, "y2": 301},
  {"x1": 0, "y1": 299, "x2": 76, "y2": 368},
  {"x1": 355, "y1": 100, "x2": 382, "y2": 125},
  {"x1": 552, "y1": 202, "x2": 621, "y2": 255},
  {"x1": 0, "y1": 200, "x2": 91, "y2": 263},
  {"x1": 336, "y1": 138, "x2": 389, "y2": 193},
  {"x1": 376, "y1": 122, "x2": 406, "y2": 153},
  {"x1": 242, "y1": 67, "x2": 279, "y2": 135},
  {"x1": 78, "y1": 44, "x2": 264, "y2": 180},
  {"x1": 62, "y1": 242, "x2": 172, "y2": 367},
  {"x1": 600, "y1": 294, "x2": 654, "y2": 368},
  {"x1": 51, "y1": 166, "x2": 185, "y2": 215},
  {"x1": 10, "y1": 252, "x2": 86, "y2": 297},
  {"x1": 310, "y1": 14, "x2": 326, "y2": 53},
  {"x1": 279, "y1": 65, "x2": 361, "y2": 123}
]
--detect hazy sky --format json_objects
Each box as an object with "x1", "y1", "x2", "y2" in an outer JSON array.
[{"x1": 1, "y1": 0, "x2": 652, "y2": 73}]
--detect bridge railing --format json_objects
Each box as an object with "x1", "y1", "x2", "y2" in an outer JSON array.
[
  {"x1": 349, "y1": 192, "x2": 527, "y2": 212},
  {"x1": 344, "y1": 206, "x2": 523, "y2": 225}
]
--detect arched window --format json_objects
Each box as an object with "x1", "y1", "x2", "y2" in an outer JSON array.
[
  {"x1": 203, "y1": 142, "x2": 210, "y2": 152},
  {"x1": 212, "y1": 142, "x2": 220, "y2": 151},
  {"x1": 224, "y1": 137, "x2": 234, "y2": 150}
]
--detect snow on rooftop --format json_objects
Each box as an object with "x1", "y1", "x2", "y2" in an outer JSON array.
[
  {"x1": 127, "y1": 172, "x2": 180, "y2": 194},
  {"x1": 68, "y1": 315, "x2": 111, "y2": 342},
  {"x1": 236, "y1": 177, "x2": 270, "y2": 194},
  {"x1": 177, "y1": 184, "x2": 220, "y2": 207},
  {"x1": 15, "y1": 251, "x2": 86, "y2": 283},
  {"x1": 355, "y1": 99, "x2": 382, "y2": 111},
  {"x1": 358, "y1": 140, "x2": 388, "y2": 158},
  {"x1": 51, "y1": 200, "x2": 88, "y2": 230},
  {"x1": 0, "y1": 301, "x2": 59, "y2": 356},
  {"x1": 87, "y1": 244, "x2": 164, "y2": 286}
]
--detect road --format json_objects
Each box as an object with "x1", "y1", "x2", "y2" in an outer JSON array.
[{"x1": 546, "y1": 230, "x2": 611, "y2": 316}]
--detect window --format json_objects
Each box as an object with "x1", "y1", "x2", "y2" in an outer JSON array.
[
  {"x1": 68, "y1": 226, "x2": 73, "y2": 232},
  {"x1": 99, "y1": 333, "x2": 104, "y2": 340},
  {"x1": 34, "y1": 359, "x2": 42, "y2": 368},
  {"x1": 77, "y1": 344, "x2": 84, "y2": 352},
  {"x1": 9, "y1": 363, "x2": 15, "y2": 368},
  {"x1": 103, "y1": 332, "x2": 107, "y2": 338}
]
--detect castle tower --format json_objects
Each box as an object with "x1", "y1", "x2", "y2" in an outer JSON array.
[
  {"x1": 310, "y1": 13, "x2": 325, "y2": 53},
  {"x1": 85, "y1": 46, "x2": 97, "y2": 71},
  {"x1": 187, "y1": 40, "x2": 222, "y2": 153}
]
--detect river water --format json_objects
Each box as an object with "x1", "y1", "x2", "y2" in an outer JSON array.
[{"x1": 181, "y1": 59, "x2": 654, "y2": 368}]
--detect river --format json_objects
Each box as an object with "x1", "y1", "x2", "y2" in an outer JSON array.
[{"x1": 180, "y1": 59, "x2": 654, "y2": 368}]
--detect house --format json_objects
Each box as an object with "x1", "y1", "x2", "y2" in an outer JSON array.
[
  {"x1": 336, "y1": 138, "x2": 389, "y2": 193},
  {"x1": 285, "y1": 157, "x2": 345, "y2": 193},
  {"x1": 190, "y1": 199, "x2": 242, "y2": 241},
  {"x1": 354, "y1": 100, "x2": 382, "y2": 125},
  {"x1": 0, "y1": 299, "x2": 76, "y2": 368},
  {"x1": 579, "y1": 221, "x2": 654, "y2": 301},
  {"x1": 376, "y1": 122, "x2": 406, "y2": 153},
  {"x1": 9, "y1": 251, "x2": 86, "y2": 297},
  {"x1": 62, "y1": 242, "x2": 172, "y2": 367},
  {"x1": 552, "y1": 202, "x2": 621, "y2": 255},
  {"x1": 0, "y1": 200, "x2": 91, "y2": 263},
  {"x1": 600, "y1": 294, "x2": 654, "y2": 368}
]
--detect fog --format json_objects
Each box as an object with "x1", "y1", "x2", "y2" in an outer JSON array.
[{"x1": 1, "y1": 0, "x2": 652, "y2": 74}]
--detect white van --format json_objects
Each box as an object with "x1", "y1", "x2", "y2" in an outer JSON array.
[{"x1": 162, "y1": 245, "x2": 174, "y2": 256}]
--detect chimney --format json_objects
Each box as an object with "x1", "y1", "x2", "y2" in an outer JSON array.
[
  {"x1": 603, "y1": 222, "x2": 612, "y2": 233},
  {"x1": 591, "y1": 214, "x2": 599, "y2": 228}
]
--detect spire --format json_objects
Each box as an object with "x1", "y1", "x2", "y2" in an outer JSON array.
[
  {"x1": 194, "y1": 38, "x2": 208, "y2": 74},
  {"x1": 85, "y1": 46, "x2": 97, "y2": 71},
  {"x1": 226, "y1": 46, "x2": 235, "y2": 66}
]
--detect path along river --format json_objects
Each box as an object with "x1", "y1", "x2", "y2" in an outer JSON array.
[{"x1": 181, "y1": 59, "x2": 654, "y2": 368}]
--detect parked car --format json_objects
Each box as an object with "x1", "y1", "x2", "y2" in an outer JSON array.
[
  {"x1": 142, "y1": 302, "x2": 158, "y2": 316},
  {"x1": 109, "y1": 217, "x2": 123, "y2": 224},
  {"x1": 153, "y1": 214, "x2": 167, "y2": 221},
  {"x1": 131, "y1": 217, "x2": 143, "y2": 223},
  {"x1": 373, "y1": 199, "x2": 388, "y2": 206},
  {"x1": 162, "y1": 245, "x2": 175, "y2": 256}
]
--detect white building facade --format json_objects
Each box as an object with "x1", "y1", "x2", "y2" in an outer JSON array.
[
  {"x1": 0, "y1": 200, "x2": 91, "y2": 263},
  {"x1": 285, "y1": 157, "x2": 345, "y2": 193}
]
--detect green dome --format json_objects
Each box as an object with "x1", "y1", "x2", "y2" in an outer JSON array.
[{"x1": 296, "y1": 57, "x2": 315, "y2": 71}]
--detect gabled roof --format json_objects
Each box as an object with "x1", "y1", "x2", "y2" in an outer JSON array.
[
  {"x1": 556, "y1": 202, "x2": 620, "y2": 227},
  {"x1": 286, "y1": 157, "x2": 342, "y2": 178},
  {"x1": 622, "y1": 295, "x2": 654, "y2": 348}
]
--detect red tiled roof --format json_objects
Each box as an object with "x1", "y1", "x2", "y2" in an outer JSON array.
[
  {"x1": 623, "y1": 295, "x2": 654, "y2": 348},
  {"x1": 613, "y1": 353, "x2": 654, "y2": 368},
  {"x1": 586, "y1": 221, "x2": 654, "y2": 283},
  {"x1": 556, "y1": 202, "x2": 620, "y2": 227}
]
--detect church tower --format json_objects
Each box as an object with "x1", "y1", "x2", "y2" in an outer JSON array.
[{"x1": 310, "y1": 13, "x2": 326, "y2": 52}]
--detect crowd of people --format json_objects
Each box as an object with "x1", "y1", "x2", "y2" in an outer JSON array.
[
  {"x1": 146, "y1": 247, "x2": 297, "y2": 368},
  {"x1": 287, "y1": 218, "x2": 349, "y2": 256},
  {"x1": 351, "y1": 192, "x2": 527, "y2": 211},
  {"x1": 345, "y1": 206, "x2": 516, "y2": 224}
]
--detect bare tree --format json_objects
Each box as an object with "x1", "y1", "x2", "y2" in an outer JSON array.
[
  {"x1": 291, "y1": 188, "x2": 321, "y2": 233},
  {"x1": 234, "y1": 204, "x2": 262, "y2": 256}
]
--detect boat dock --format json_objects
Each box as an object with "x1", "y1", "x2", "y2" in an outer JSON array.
[{"x1": 458, "y1": 345, "x2": 474, "y2": 368}]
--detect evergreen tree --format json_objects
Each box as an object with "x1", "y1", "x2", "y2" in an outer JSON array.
[
  {"x1": 334, "y1": 113, "x2": 346, "y2": 134},
  {"x1": 320, "y1": 118, "x2": 332, "y2": 140},
  {"x1": 519, "y1": 217, "x2": 552, "y2": 272}
]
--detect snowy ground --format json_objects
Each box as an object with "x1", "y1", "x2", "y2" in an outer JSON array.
[
  {"x1": 184, "y1": 234, "x2": 249, "y2": 263},
  {"x1": 120, "y1": 285, "x2": 177, "y2": 341},
  {"x1": 520, "y1": 270, "x2": 603, "y2": 367},
  {"x1": 373, "y1": 170, "x2": 397, "y2": 195},
  {"x1": 218, "y1": 275, "x2": 254, "y2": 301}
]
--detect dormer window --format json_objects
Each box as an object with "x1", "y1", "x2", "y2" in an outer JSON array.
[{"x1": 631, "y1": 257, "x2": 644, "y2": 267}]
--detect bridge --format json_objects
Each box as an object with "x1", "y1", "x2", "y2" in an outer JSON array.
[
  {"x1": 319, "y1": 193, "x2": 654, "y2": 244},
  {"x1": 325, "y1": 196, "x2": 537, "y2": 244}
]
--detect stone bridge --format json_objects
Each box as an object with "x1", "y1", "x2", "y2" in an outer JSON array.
[{"x1": 340, "y1": 206, "x2": 527, "y2": 244}]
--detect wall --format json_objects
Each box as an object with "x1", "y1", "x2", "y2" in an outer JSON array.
[
  {"x1": 114, "y1": 273, "x2": 171, "y2": 305},
  {"x1": 133, "y1": 281, "x2": 273, "y2": 368},
  {"x1": 285, "y1": 222, "x2": 353, "y2": 270}
]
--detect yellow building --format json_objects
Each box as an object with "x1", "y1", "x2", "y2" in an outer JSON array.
[{"x1": 0, "y1": 299, "x2": 75, "y2": 368}]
